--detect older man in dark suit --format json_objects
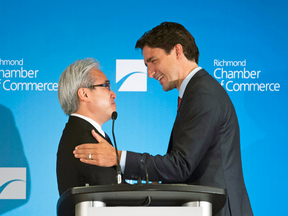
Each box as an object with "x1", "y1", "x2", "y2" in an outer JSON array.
[
  {"x1": 73, "y1": 23, "x2": 253, "y2": 216},
  {"x1": 56, "y1": 58, "x2": 118, "y2": 196}
]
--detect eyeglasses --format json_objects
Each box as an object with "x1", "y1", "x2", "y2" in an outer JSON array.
[{"x1": 83, "y1": 81, "x2": 111, "y2": 90}]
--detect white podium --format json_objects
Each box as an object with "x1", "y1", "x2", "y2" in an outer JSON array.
[{"x1": 57, "y1": 184, "x2": 226, "y2": 216}]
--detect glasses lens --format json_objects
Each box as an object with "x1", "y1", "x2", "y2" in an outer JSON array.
[{"x1": 104, "y1": 81, "x2": 111, "y2": 90}]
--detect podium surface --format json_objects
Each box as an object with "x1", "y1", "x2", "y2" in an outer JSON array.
[{"x1": 57, "y1": 184, "x2": 226, "y2": 216}]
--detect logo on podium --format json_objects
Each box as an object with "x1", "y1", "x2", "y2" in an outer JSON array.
[{"x1": 0, "y1": 168, "x2": 26, "y2": 199}]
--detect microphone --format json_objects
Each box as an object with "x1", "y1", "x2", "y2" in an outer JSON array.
[
  {"x1": 112, "y1": 111, "x2": 117, "y2": 121},
  {"x1": 111, "y1": 111, "x2": 122, "y2": 184}
]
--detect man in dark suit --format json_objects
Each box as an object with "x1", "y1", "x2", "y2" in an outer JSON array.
[
  {"x1": 57, "y1": 58, "x2": 118, "y2": 196},
  {"x1": 73, "y1": 23, "x2": 253, "y2": 215}
]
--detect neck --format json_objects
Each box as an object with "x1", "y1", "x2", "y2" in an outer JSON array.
[
  {"x1": 177, "y1": 61, "x2": 198, "y2": 90},
  {"x1": 75, "y1": 108, "x2": 104, "y2": 127}
]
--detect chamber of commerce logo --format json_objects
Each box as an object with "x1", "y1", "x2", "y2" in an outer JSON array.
[
  {"x1": 116, "y1": 59, "x2": 147, "y2": 92},
  {"x1": 213, "y1": 59, "x2": 280, "y2": 92},
  {"x1": 0, "y1": 58, "x2": 58, "y2": 91},
  {"x1": 0, "y1": 168, "x2": 26, "y2": 199}
]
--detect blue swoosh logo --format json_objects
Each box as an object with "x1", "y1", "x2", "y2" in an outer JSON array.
[
  {"x1": 0, "y1": 179, "x2": 25, "y2": 194},
  {"x1": 117, "y1": 71, "x2": 146, "y2": 88}
]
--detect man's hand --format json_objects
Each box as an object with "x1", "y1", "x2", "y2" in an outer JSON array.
[{"x1": 73, "y1": 130, "x2": 121, "y2": 167}]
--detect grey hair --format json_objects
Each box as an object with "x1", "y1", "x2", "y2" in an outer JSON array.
[{"x1": 58, "y1": 58, "x2": 100, "y2": 115}]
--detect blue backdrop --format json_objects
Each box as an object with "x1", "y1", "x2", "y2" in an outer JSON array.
[{"x1": 1, "y1": 0, "x2": 287, "y2": 215}]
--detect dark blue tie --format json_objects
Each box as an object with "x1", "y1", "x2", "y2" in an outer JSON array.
[{"x1": 104, "y1": 133, "x2": 112, "y2": 145}]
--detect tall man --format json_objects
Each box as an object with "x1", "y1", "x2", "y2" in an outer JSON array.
[
  {"x1": 57, "y1": 58, "x2": 119, "y2": 195},
  {"x1": 74, "y1": 23, "x2": 253, "y2": 216}
]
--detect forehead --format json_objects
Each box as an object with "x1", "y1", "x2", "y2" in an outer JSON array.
[
  {"x1": 142, "y1": 46, "x2": 166, "y2": 62},
  {"x1": 89, "y1": 68, "x2": 108, "y2": 83}
]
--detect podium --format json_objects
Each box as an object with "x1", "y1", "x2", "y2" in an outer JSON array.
[{"x1": 57, "y1": 184, "x2": 226, "y2": 216}]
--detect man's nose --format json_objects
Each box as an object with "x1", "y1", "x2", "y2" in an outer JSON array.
[
  {"x1": 111, "y1": 90, "x2": 116, "y2": 99},
  {"x1": 147, "y1": 65, "x2": 155, "y2": 78}
]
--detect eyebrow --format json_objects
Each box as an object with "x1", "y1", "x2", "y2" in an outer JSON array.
[{"x1": 145, "y1": 57, "x2": 155, "y2": 66}]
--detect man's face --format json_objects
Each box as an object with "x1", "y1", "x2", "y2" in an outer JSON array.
[
  {"x1": 143, "y1": 46, "x2": 180, "y2": 91},
  {"x1": 86, "y1": 68, "x2": 116, "y2": 124}
]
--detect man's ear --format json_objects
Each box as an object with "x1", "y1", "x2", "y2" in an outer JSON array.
[
  {"x1": 174, "y1": 44, "x2": 184, "y2": 59},
  {"x1": 78, "y1": 88, "x2": 89, "y2": 101}
]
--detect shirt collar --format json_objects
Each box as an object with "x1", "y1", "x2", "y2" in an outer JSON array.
[
  {"x1": 179, "y1": 66, "x2": 202, "y2": 98},
  {"x1": 70, "y1": 113, "x2": 105, "y2": 137}
]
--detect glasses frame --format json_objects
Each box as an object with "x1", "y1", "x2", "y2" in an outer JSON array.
[{"x1": 83, "y1": 81, "x2": 111, "y2": 91}]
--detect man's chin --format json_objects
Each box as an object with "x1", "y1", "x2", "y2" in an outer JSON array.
[
  {"x1": 162, "y1": 84, "x2": 173, "y2": 92},
  {"x1": 111, "y1": 108, "x2": 117, "y2": 115}
]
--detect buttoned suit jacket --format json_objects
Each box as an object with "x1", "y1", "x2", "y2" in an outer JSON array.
[
  {"x1": 56, "y1": 116, "x2": 117, "y2": 196},
  {"x1": 124, "y1": 69, "x2": 253, "y2": 216}
]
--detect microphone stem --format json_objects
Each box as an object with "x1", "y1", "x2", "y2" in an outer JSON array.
[
  {"x1": 112, "y1": 118, "x2": 122, "y2": 184},
  {"x1": 112, "y1": 119, "x2": 120, "y2": 165}
]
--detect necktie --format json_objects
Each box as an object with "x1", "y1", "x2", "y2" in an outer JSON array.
[
  {"x1": 104, "y1": 133, "x2": 113, "y2": 145},
  {"x1": 178, "y1": 96, "x2": 182, "y2": 111}
]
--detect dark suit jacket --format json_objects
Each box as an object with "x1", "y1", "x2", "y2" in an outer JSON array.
[
  {"x1": 124, "y1": 69, "x2": 253, "y2": 216},
  {"x1": 56, "y1": 116, "x2": 117, "y2": 196}
]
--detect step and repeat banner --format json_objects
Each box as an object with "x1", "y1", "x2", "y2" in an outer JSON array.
[{"x1": 1, "y1": 0, "x2": 287, "y2": 215}]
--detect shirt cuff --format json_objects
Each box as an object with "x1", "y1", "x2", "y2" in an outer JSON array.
[{"x1": 120, "y1": 150, "x2": 127, "y2": 173}]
